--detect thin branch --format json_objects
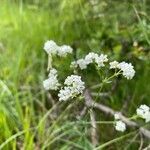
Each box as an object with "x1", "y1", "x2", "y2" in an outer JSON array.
[
  {"x1": 90, "y1": 109, "x2": 98, "y2": 146},
  {"x1": 83, "y1": 89, "x2": 150, "y2": 139},
  {"x1": 138, "y1": 132, "x2": 144, "y2": 150}
]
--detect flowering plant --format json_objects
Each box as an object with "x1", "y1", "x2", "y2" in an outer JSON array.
[{"x1": 43, "y1": 40, "x2": 150, "y2": 146}]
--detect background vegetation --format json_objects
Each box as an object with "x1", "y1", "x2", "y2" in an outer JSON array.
[{"x1": 0, "y1": 0, "x2": 149, "y2": 149}]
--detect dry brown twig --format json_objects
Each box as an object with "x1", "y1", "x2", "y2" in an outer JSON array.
[{"x1": 83, "y1": 89, "x2": 150, "y2": 139}]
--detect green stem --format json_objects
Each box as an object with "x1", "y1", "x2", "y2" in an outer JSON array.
[
  {"x1": 94, "y1": 131, "x2": 136, "y2": 150},
  {"x1": 47, "y1": 54, "x2": 52, "y2": 71}
]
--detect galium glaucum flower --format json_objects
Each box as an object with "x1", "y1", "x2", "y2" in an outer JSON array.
[
  {"x1": 114, "y1": 113, "x2": 126, "y2": 132},
  {"x1": 58, "y1": 75, "x2": 85, "y2": 101},
  {"x1": 44, "y1": 40, "x2": 73, "y2": 57},
  {"x1": 44, "y1": 40, "x2": 58, "y2": 55},
  {"x1": 95, "y1": 54, "x2": 108, "y2": 67},
  {"x1": 109, "y1": 61, "x2": 119, "y2": 69},
  {"x1": 58, "y1": 45, "x2": 73, "y2": 57},
  {"x1": 115, "y1": 120, "x2": 126, "y2": 132},
  {"x1": 64, "y1": 75, "x2": 85, "y2": 95},
  {"x1": 71, "y1": 52, "x2": 108, "y2": 70},
  {"x1": 118, "y1": 62, "x2": 135, "y2": 80},
  {"x1": 85, "y1": 52, "x2": 98, "y2": 64},
  {"x1": 58, "y1": 87, "x2": 72, "y2": 101},
  {"x1": 114, "y1": 113, "x2": 120, "y2": 120},
  {"x1": 43, "y1": 68, "x2": 60, "y2": 90},
  {"x1": 64, "y1": 75, "x2": 85, "y2": 92},
  {"x1": 136, "y1": 104, "x2": 150, "y2": 123},
  {"x1": 77, "y1": 59, "x2": 88, "y2": 70}
]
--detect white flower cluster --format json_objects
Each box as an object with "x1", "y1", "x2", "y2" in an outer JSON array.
[
  {"x1": 115, "y1": 120, "x2": 126, "y2": 132},
  {"x1": 44, "y1": 40, "x2": 73, "y2": 57},
  {"x1": 71, "y1": 52, "x2": 108, "y2": 70},
  {"x1": 58, "y1": 75, "x2": 85, "y2": 101},
  {"x1": 109, "y1": 61, "x2": 119, "y2": 69},
  {"x1": 114, "y1": 113, "x2": 126, "y2": 132},
  {"x1": 44, "y1": 40, "x2": 58, "y2": 55},
  {"x1": 43, "y1": 68, "x2": 60, "y2": 90},
  {"x1": 136, "y1": 104, "x2": 150, "y2": 123},
  {"x1": 113, "y1": 104, "x2": 150, "y2": 132},
  {"x1": 109, "y1": 61, "x2": 135, "y2": 80},
  {"x1": 118, "y1": 62, "x2": 135, "y2": 80}
]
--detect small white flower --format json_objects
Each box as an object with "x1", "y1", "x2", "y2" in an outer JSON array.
[
  {"x1": 44, "y1": 40, "x2": 73, "y2": 57},
  {"x1": 118, "y1": 62, "x2": 135, "y2": 79},
  {"x1": 95, "y1": 54, "x2": 108, "y2": 67},
  {"x1": 64, "y1": 75, "x2": 85, "y2": 92},
  {"x1": 114, "y1": 113, "x2": 120, "y2": 120},
  {"x1": 77, "y1": 59, "x2": 88, "y2": 70},
  {"x1": 85, "y1": 52, "x2": 98, "y2": 65},
  {"x1": 144, "y1": 112, "x2": 150, "y2": 123},
  {"x1": 58, "y1": 87, "x2": 72, "y2": 101},
  {"x1": 43, "y1": 77, "x2": 59, "y2": 90},
  {"x1": 58, "y1": 45, "x2": 73, "y2": 57},
  {"x1": 74, "y1": 52, "x2": 108, "y2": 70},
  {"x1": 48, "y1": 68, "x2": 57, "y2": 77},
  {"x1": 115, "y1": 120, "x2": 126, "y2": 132},
  {"x1": 136, "y1": 104, "x2": 150, "y2": 123},
  {"x1": 44, "y1": 40, "x2": 58, "y2": 55},
  {"x1": 58, "y1": 75, "x2": 85, "y2": 101},
  {"x1": 110, "y1": 61, "x2": 119, "y2": 69},
  {"x1": 43, "y1": 78, "x2": 52, "y2": 90},
  {"x1": 43, "y1": 68, "x2": 60, "y2": 90}
]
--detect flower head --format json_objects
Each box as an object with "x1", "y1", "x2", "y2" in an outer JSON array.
[
  {"x1": 85, "y1": 52, "x2": 98, "y2": 65},
  {"x1": 64, "y1": 75, "x2": 85, "y2": 94},
  {"x1": 48, "y1": 68, "x2": 57, "y2": 77},
  {"x1": 118, "y1": 62, "x2": 135, "y2": 79},
  {"x1": 58, "y1": 87, "x2": 72, "y2": 101},
  {"x1": 72, "y1": 52, "x2": 108, "y2": 70},
  {"x1": 95, "y1": 54, "x2": 108, "y2": 67},
  {"x1": 58, "y1": 45, "x2": 73, "y2": 57},
  {"x1": 44, "y1": 40, "x2": 73, "y2": 57},
  {"x1": 136, "y1": 104, "x2": 150, "y2": 123},
  {"x1": 43, "y1": 68, "x2": 60, "y2": 90},
  {"x1": 77, "y1": 59, "x2": 88, "y2": 70},
  {"x1": 58, "y1": 75, "x2": 85, "y2": 101},
  {"x1": 44, "y1": 40, "x2": 58, "y2": 55},
  {"x1": 115, "y1": 120, "x2": 126, "y2": 132},
  {"x1": 109, "y1": 61, "x2": 119, "y2": 69}
]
